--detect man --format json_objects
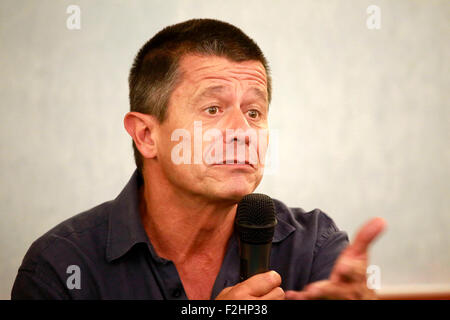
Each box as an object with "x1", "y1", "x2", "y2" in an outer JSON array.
[{"x1": 12, "y1": 19, "x2": 385, "y2": 300}]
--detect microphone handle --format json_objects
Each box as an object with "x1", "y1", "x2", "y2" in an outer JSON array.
[{"x1": 239, "y1": 242, "x2": 272, "y2": 281}]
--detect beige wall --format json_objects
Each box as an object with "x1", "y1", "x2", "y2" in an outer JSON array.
[{"x1": 1, "y1": 0, "x2": 449, "y2": 299}]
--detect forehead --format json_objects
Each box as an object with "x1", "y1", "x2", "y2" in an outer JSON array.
[{"x1": 177, "y1": 54, "x2": 268, "y2": 93}]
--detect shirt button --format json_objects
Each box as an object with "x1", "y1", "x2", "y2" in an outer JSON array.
[{"x1": 172, "y1": 288, "x2": 182, "y2": 298}]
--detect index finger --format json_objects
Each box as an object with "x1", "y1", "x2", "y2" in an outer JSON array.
[{"x1": 347, "y1": 217, "x2": 386, "y2": 257}]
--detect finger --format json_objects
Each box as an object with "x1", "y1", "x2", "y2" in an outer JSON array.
[
  {"x1": 284, "y1": 290, "x2": 308, "y2": 300},
  {"x1": 240, "y1": 271, "x2": 282, "y2": 297},
  {"x1": 305, "y1": 280, "x2": 377, "y2": 300},
  {"x1": 259, "y1": 287, "x2": 285, "y2": 300},
  {"x1": 303, "y1": 281, "x2": 354, "y2": 300},
  {"x1": 315, "y1": 282, "x2": 377, "y2": 300},
  {"x1": 346, "y1": 217, "x2": 386, "y2": 257},
  {"x1": 289, "y1": 281, "x2": 328, "y2": 300},
  {"x1": 216, "y1": 286, "x2": 232, "y2": 298},
  {"x1": 331, "y1": 256, "x2": 367, "y2": 283}
]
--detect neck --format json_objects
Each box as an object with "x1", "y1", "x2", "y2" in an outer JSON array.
[{"x1": 139, "y1": 167, "x2": 237, "y2": 265}]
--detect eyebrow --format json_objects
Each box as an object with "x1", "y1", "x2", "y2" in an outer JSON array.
[
  {"x1": 195, "y1": 85, "x2": 227, "y2": 99},
  {"x1": 247, "y1": 87, "x2": 268, "y2": 103}
]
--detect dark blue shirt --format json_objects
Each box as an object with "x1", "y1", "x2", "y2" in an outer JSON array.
[{"x1": 11, "y1": 170, "x2": 349, "y2": 300}]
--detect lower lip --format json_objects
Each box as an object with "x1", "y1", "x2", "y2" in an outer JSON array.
[{"x1": 212, "y1": 163, "x2": 255, "y2": 170}]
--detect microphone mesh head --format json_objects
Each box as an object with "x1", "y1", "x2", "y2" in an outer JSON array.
[{"x1": 236, "y1": 193, "x2": 277, "y2": 244}]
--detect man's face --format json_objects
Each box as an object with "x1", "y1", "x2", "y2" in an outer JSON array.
[{"x1": 155, "y1": 54, "x2": 269, "y2": 202}]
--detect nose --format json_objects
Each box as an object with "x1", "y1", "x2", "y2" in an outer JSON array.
[{"x1": 223, "y1": 105, "x2": 252, "y2": 144}]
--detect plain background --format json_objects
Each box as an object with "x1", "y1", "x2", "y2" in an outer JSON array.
[{"x1": 1, "y1": 0, "x2": 449, "y2": 299}]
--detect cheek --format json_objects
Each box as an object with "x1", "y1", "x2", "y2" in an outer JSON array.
[
  {"x1": 156, "y1": 131, "x2": 204, "y2": 180},
  {"x1": 257, "y1": 130, "x2": 270, "y2": 163}
]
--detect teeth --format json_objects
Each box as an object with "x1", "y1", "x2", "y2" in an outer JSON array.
[{"x1": 222, "y1": 160, "x2": 250, "y2": 164}]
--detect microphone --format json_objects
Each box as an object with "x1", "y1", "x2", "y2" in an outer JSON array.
[{"x1": 235, "y1": 193, "x2": 277, "y2": 281}]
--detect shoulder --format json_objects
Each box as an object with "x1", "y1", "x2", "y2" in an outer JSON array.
[
  {"x1": 273, "y1": 198, "x2": 341, "y2": 234},
  {"x1": 272, "y1": 198, "x2": 347, "y2": 251},
  {"x1": 19, "y1": 200, "x2": 113, "y2": 273}
]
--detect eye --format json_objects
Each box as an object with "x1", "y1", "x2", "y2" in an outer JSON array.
[
  {"x1": 206, "y1": 106, "x2": 220, "y2": 115},
  {"x1": 247, "y1": 109, "x2": 260, "y2": 119}
]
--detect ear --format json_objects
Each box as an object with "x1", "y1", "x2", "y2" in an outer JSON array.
[{"x1": 124, "y1": 112, "x2": 159, "y2": 159}]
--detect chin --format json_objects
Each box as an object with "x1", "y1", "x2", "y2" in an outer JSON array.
[{"x1": 211, "y1": 176, "x2": 260, "y2": 202}]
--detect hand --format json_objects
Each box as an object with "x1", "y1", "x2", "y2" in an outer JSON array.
[
  {"x1": 285, "y1": 217, "x2": 386, "y2": 300},
  {"x1": 216, "y1": 271, "x2": 285, "y2": 300}
]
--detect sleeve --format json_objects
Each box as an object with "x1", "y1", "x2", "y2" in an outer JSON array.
[
  {"x1": 308, "y1": 220, "x2": 349, "y2": 283},
  {"x1": 11, "y1": 269, "x2": 68, "y2": 300}
]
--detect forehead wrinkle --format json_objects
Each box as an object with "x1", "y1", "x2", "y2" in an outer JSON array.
[
  {"x1": 191, "y1": 71, "x2": 267, "y2": 100},
  {"x1": 181, "y1": 56, "x2": 267, "y2": 87},
  {"x1": 178, "y1": 56, "x2": 269, "y2": 105},
  {"x1": 232, "y1": 63, "x2": 267, "y2": 78}
]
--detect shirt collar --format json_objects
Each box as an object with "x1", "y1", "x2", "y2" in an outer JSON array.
[
  {"x1": 106, "y1": 170, "x2": 150, "y2": 262},
  {"x1": 106, "y1": 169, "x2": 296, "y2": 262},
  {"x1": 272, "y1": 200, "x2": 297, "y2": 243}
]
